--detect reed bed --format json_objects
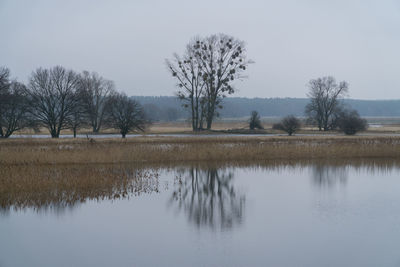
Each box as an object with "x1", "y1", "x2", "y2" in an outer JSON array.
[
  {"x1": 1, "y1": 136, "x2": 400, "y2": 165},
  {"x1": 0, "y1": 164, "x2": 160, "y2": 212},
  {"x1": 2, "y1": 158, "x2": 400, "y2": 213}
]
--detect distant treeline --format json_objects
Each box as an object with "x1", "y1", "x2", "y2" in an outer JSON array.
[{"x1": 133, "y1": 96, "x2": 400, "y2": 121}]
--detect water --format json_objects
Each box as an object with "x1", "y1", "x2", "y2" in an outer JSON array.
[{"x1": 1, "y1": 161, "x2": 400, "y2": 266}]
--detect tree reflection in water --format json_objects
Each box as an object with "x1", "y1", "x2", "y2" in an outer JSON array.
[
  {"x1": 311, "y1": 164, "x2": 348, "y2": 187},
  {"x1": 170, "y1": 167, "x2": 245, "y2": 230}
]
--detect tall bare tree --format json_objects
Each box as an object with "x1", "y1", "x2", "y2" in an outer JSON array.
[
  {"x1": 77, "y1": 71, "x2": 115, "y2": 133},
  {"x1": 0, "y1": 81, "x2": 31, "y2": 138},
  {"x1": 166, "y1": 37, "x2": 206, "y2": 131},
  {"x1": 167, "y1": 34, "x2": 251, "y2": 130},
  {"x1": 305, "y1": 76, "x2": 348, "y2": 131},
  {"x1": 107, "y1": 93, "x2": 146, "y2": 138},
  {"x1": 26, "y1": 66, "x2": 80, "y2": 138},
  {"x1": 195, "y1": 34, "x2": 251, "y2": 129}
]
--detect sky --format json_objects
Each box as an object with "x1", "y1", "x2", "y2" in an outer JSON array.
[{"x1": 1, "y1": 0, "x2": 399, "y2": 100}]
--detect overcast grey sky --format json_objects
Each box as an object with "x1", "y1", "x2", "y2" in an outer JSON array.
[{"x1": 1, "y1": 0, "x2": 399, "y2": 99}]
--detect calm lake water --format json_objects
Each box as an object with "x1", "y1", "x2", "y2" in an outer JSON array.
[{"x1": 1, "y1": 161, "x2": 400, "y2": 267}]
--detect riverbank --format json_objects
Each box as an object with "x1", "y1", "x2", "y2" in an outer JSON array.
[{"x1": 1, "y1": 136, "x2": 400, "y2": 165}]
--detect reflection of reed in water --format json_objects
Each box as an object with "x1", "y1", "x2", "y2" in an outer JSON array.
[
  {"x1": 0, "y1": 165, "x2": 160, "y2": 213},
  {"x1": 169, "y1": 167, "x2": 245, "y2": 230},
  {"x1": 309, "y1": 158, "x2": 400, "y2": 187}
]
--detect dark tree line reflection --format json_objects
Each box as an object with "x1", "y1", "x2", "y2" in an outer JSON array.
[{"x1": 169, "y1": 167, "x2": 245, "y2": 230}]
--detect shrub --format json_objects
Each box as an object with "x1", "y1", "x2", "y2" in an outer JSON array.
[
  {"x1": 273, "y1": 115, "x2": 301, "y2": 136},
  {"x1": 249, "y1": 111, "x2": 263, "y2": 130},
  {"x1": 337, "y1": 109, "x2": 367, "y2": 135}
]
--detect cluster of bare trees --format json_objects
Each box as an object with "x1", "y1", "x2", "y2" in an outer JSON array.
[
  {"x1": 305, "y1": 76, "x2": 367, "y2": 135},
  {"x1": 305, "y1": 76, "x2": 349, "y2": 131},
  {"x1": 0, "y1": 66, "x2": 145, "y2": 138},
  {"x1": 167, "y1": 33, "x2": 252, "y2": 131},
  {"x1": 249, "y1": 76, "x2": 366, "y2": 136}
]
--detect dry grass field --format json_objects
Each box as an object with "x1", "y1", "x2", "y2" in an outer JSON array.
[{"x1": 2, "y1": 135, "x2": 400, "y2": 165}]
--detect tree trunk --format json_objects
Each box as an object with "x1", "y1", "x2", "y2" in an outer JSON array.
[
  {"x1": 206, "y1": 95, "x2": 216, "y2": 130},
  {"x1": 206, "y1": 103, "x2": 213, "y2": 129},
  {"x1": 206, "y1": 115, "x2": 213, "y2": 130},
  {"x1": 50, "y1": 128, "x2": 59, "y2": 138},
  {"x1": 191, "y1": 95, "x2": 196, "y2": 131},
  {"x1": 73, "y1": 128, "x2": 77, "y2": 138},
  {"x1": 121, "y1": 132, "x2": 126, "y2": 138}
]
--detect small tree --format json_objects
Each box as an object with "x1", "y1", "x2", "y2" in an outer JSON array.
[
  {"x1": 249, "y1": 111, "x2": 263, "y2": 130},
  {"x1": 273, "y1": 115, "x2": 301, "y2": 136},
  {"x1": 107, "y1": 93, "x2": 146, "y2": 138},
  {"x1": 336, "y1": 109, "x2": 367, "y2": 135}
]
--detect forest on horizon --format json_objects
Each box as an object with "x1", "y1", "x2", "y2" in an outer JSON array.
[{"x1": 134, "y1": 96, "x2": 400, "y2": 122}]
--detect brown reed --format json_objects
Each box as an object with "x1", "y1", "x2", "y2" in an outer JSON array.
[{"x1": 1, "y1": 136, "x2": 400, "y2": 165}]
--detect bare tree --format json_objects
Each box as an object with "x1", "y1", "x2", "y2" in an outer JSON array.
[
  {"x1": 196, "y1": 34, "x2": 252, "y2": 129},
  {"x1": 0, "y1": 81, "x2": 31, "y2": 138},
  {"x1": 166, "y1": 38, "x2": 206, "y2": 131},
  {"x1": 107, "y1": 93, "x2": 146, "y2": 138},
  {"x1": 305, "y1": 76, "x2": 348, "y2": 131},
  {"x1": 273, "y1": 115, "x2": 301, "y2": 136},
  {"x1": 167, "y1": 34, "x2": 252, "y2": 130},
  {"x1": 26, "y1": 66, "x2": 80, "y2": 138},
  {"x1": 77, "y1": 71, "x2": 115, "y2": 133}
]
